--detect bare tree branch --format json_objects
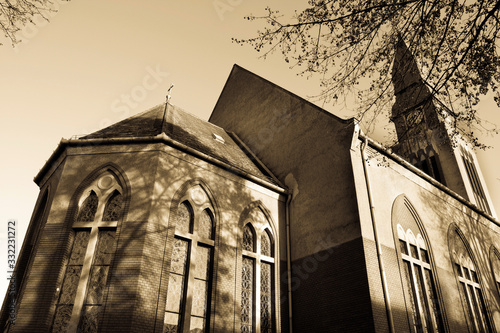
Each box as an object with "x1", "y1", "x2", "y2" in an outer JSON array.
[
  {"x1": 0, "y1": 0, "x2": 58, "y2": 46},
  {"x1": 234, "y1": 0, "x2": 500, "y2": 148}
]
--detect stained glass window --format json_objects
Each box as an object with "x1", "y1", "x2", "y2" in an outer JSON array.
[
  {"x1": 242, "y1": 225, "x2": 255, "y2": 252},
  {"x1": 241, "y1": 222, "x2": 275, "y2": 333},
  {"x1": 191, "y1": 246, "x2": 212, "y2": 332},
  {"x1": 102, "y1": 191, "x2": 123, "y2": 221},
  {"x1": 261, "y1": 262, "x2": 273, "y2": 333},
  {"x1": 53, "y1": 231, "x2": 90, "y2": 332},
  {"x1": 176, "y1": 202, "x2": 193, "y2": 234},
  {"x1": 164, "y1": 187, "x2": 216, "y2": 333},
  {"x1": 164, "y1": 238, "x2": 189, "y2": 333},
  {"x1": 261, "y1": 232, "x2": 272, "y2": 257},
  {"x1": 78, "y1": 230, "x2": 116, "y2": 331},
  {"x1": 198, "y1": 209, "x2": 213, "y2": 240},
  {"x1": 241, "y1": 257, "x2": 254, "y2": 333},
  {"x1": 77, "y1": 191, "x2": 98, "y2": 222},
  {"x1": 53, "y1": 172, "x2": 123, "y2": 332}
]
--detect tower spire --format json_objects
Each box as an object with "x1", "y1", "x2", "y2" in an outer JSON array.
[{"x1": 391, "y1": 37, "x2": 431, "y2": 120}]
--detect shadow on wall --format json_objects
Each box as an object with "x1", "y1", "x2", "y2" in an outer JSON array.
[
  {"x1": 5, "y1": 135, "x2": 287, "y2": 332},
  {"x1": 417, "y1": 187, "x2": 500, "y2": 332}
]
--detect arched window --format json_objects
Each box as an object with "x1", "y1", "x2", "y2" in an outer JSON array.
[
  {"x1": 393, "y1": 196, "x2": 444, "y2": 332},
  {"x1": 241, "y1": 224, "x2": 256, "y2": 333},
  {"x1": 52, "y1": 171, "x2": 124, "y2": 332},
  {"x1": 243, "y1": 224, "x2": 255, "y2": 253},
  {"x1": 460, "y1": 147, "x2": 491, "y2": 215},
  {"x1": 76, "y1": 191, "x2": 98, "y2": 222},
  {"x1": 450, "y1": 229, "x2": 492, "y2": 332},
  {"x1": 240, "y1": 214, "x2": 275, "y2": 333},
  {"x1": 397, "y1": 225, "x2": 443, "y2": 332},
  {"x1": 260, "y1": 230, "x2": 274, "y2": 333},
  {"x1": 489, "y1": 247, "x2": 500, "y2": 296},
  {"x1": 102, "y1": 190, "x2": 123, "y2": 221},
  {"x1": 164, "y1": 184, "x2": 215, "y2": 333}
]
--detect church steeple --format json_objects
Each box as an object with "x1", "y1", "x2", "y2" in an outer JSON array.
[
  {"x1": 392, "y1": 36, "x2": 427, "y2": 99},
  {"x1": 390, "y1": 37, "x2": 496, "y2": 217},
  {"x1": 391, "y1": 38, "x2": 445, "y2": 183},
  {"x1": 391, "y1": 37, "x2": 440, "y2": 141}
]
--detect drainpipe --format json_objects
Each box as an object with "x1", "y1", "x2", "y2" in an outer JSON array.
[
  {"x1": 361, "y1": 136, "x2": 395, "y2": 333},
  {"x1": 285, "y1": 192, "x2": 293, "y2": 333}
]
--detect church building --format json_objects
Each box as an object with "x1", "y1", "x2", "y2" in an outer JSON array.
[{"x1": 2, "y1": 42, "x2": 499, "y2": 332}]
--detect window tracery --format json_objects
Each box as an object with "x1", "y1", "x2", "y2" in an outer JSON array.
[
  {"x1": 397, "y1": 225, "x2": 443, "y2": 332},
  {"x1": 241, "y1": 257, "x2": 254, "y2": 333},
  {"x1": 76, "y1": 191, "x2": 98, "y2": 222},
  {"x1": 176, "y1": 201, "x2": 193, "y2": 234},
  {"x1": 451, "y1": 230, "x2": 492, "y2": 332},
  {"x1": 102, "y1": 190, "x2": 123, "y2": 221},
  {"x1": 243, "y1": 225, "x2": 255, "y2": 253},
  {"x1": 241, "y1": 219, "x2": 275, "y2": 333},
  {"x1": 260, "y1": 262, "x2": 273, "y2": 333},
  {"x1": 261, "y1": 231, "x2": 272, "y2": 257},
  {"x1": 52, "y1": 171, "x2": 124, "y2": 333},
  {"x1": 199, "y1": 209, "x2": 213, "y2": 240},
  {"x1": 164, "y1": 184, "x2": 215, "y2": 333}
]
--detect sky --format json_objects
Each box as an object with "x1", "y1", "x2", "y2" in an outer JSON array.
[{"x1": 0, "y1": 0, "x2": 499, "y2": 299}]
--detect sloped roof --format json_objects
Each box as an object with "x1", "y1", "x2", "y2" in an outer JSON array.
[{"x1": 81, "y1": 103, "x2": 279, "y2": 185}]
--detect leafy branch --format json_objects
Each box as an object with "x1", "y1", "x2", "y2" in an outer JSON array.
[{"x1": 234, "y1": 0, "x2": 500, "y2": 148}]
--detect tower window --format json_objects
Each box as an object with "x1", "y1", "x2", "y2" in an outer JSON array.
[
  {"x1": 428, "y1": 155, "x2": 443, "y2": 184},
  {"x1": 461, "y1": 149, "x2": 491, "y2": 215}
]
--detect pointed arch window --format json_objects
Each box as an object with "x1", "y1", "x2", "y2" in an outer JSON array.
[
  {"x1": 393, "y1": 196, "x2": 444, "y2": 333},
  {"x1": 243, "y1": 224, "x2": 255, "y2": 252},
  {"x1": 241, "y1": 224, "x2": 256, "y2": 333},
  {"x1": 164, "y1": 185, "x2": 215, "y2": 333},
  {"x1": 52, "y1": 172, "x2": 124, "y2": 333},
  {"x1": 241, "y1": 223, "x2": 275, "y2": 333},
  {"x1": 460, "y1": 147, "x2": 491, "y2": 215},
  {"x1": 397, "y1": 225, "x2": 444, "y2": 332},
  {"x1": 489, "y1": 247, "x2": 500, "y2": 296},
  {"x1": 102, "y1": 190, "x2": 123, "y2": 221},
  {"x1": 451, "y1": 230, "x2": 492, "y2": 332},
  {"x1": 411, "y1": 148, "x2": 444, "y2": 184},
  {"x1": 76, "y1": 191, "x2": 98, "y2": 222}
]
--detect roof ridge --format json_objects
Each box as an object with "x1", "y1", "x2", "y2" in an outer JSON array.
[{"x1": 210, "y1": 64, "x2": 354, "y2": 125}]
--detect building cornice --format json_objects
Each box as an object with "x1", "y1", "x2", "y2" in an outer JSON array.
[
  {"x1": 358, "y1": 132, "x2": 499, "y2": 225},
  {"x1": 34, "y1": 134, "x2": 288, "y2": 195}
]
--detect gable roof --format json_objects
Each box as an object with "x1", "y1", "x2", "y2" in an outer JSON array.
[{"x1": 81, "y1": 103, "x2": 280, "y2": 186}]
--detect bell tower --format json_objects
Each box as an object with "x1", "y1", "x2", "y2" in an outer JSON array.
[{"x1": 391, "y1": 38, "x2": 496, "y2": 217}]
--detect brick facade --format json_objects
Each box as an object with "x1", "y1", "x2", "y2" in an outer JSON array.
[{"x1": 2, "y1": 62, "x2": 500, "y2": 333}]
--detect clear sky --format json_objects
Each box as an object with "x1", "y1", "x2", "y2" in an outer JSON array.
[{"x1": 0, "y1": 0, "x2": 499, "y2": 298}]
